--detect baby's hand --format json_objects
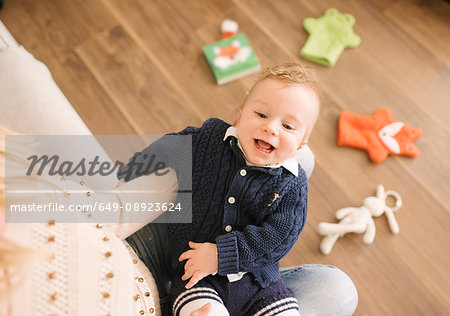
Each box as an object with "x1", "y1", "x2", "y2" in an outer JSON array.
[
  {"x1": 179, "y1": 241, "x2": 218, "y2": 289},
  {"x1": 190, "y1": 303, "x2": 211, "y2": 316}
]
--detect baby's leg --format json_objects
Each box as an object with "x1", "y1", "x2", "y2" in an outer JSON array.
[
  {"x1": 173, "y1": 287, "x2": 229, "y2": 316},
  {"x1": 273, "y1": 309, "x2": 301, "y2": 315},
  {"x1": 251, "y1": 298, "x2": 300, "y2": 316},
  {"x1": 249, "y1": 279, "x2": 300, "y2": 316}
]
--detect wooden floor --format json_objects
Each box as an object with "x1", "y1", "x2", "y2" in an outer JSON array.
[{"x1": 1, "y1": 0, "x2": 449, "y2": 314}]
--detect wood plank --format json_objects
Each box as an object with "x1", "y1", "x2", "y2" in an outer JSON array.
[
  {"x1": 75, "y1": 24, "x2": 203, "y2": 134},
  {"x1": 102, "y1": 0, "x2": 256, "y2": 121},
  {"x1": 369, "y1": 0, "x2": 400, "y2": 11},
  {"x1": 382, "y1": 0, "x2": 450, "y2": 67},
  {"x1": 20, "y1": 0, "x2": 118, "y2": 48},
  {"x1": 0, "y1": 0, "x2": 136, "y2": 134}
]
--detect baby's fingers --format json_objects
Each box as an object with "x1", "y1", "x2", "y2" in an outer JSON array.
[
  {"x1": 181, "y1": 267, "x2": 195, "y2": 281},
  {"x1": 185, "y1": 271, "x2": 204, "y2": 289},
  {"x1": 184, "y1": 259, "x2": 194, "y2": 272},
  {"x1": 189, "y1": 241, "x2": 201, "y2": 249},
  {"x1": 179, "y1": 249, "x2": 195, "y2": 262}
]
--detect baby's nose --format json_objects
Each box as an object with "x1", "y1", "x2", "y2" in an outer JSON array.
[{"x1": 264, "y1": 122, "x2": 278, "y2": 135}]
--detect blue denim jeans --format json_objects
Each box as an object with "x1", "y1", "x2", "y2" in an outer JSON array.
[
  {"x1": 127, "y1": 224, "x2": 358, "y2": 316},
  {"x1": 280, "y1": 265, "x2": 358, "y2": 316}
]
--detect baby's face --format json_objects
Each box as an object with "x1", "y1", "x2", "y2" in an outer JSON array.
[{"x1": 235, "y1": 79, "x2": 319, "y2": 166}]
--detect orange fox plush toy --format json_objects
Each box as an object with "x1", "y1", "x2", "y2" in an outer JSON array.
[{"x1": 337, "y1": 108, "x2": 423, "y2": 163}]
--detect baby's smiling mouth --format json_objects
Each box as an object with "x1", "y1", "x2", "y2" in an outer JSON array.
[{"x1": 254, "y1": 139, "x2": 275, "y2": 153}]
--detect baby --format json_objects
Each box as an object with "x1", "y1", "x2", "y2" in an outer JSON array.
[{"x1": 118, "y1": 63, "x2": 320, "y2": 316}]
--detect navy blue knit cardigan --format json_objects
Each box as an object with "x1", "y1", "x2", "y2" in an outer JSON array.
[{"x1": 119, "y1": 118, "x2": 308, "y2": 288}]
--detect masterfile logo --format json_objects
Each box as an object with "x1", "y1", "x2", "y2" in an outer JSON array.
[{"x1": 5, "y1": 135, "x2": 192, "y2": 223}]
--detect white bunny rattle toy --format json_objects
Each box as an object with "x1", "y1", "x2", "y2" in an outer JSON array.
[{"x1": 318, "y1": 185, "x2": 402, "y2": 254}]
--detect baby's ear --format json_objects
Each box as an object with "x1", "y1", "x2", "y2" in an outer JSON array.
[
  {"x1": 301, "y1": 126, "x2": 314, "y2": 145},
  {"x1": 233, "y1": 108, "x2": 242, "y2": 126}
]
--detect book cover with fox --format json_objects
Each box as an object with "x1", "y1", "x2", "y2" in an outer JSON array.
[{"x1": 203, "y1": 33, "x2": 261, "y2": 85}]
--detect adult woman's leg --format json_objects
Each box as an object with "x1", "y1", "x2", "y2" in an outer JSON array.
[{"x1": 280, "y1": 264, "x2": 358, "y2": 316}]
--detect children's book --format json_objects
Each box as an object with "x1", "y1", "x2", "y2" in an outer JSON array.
[{"x1": 203, "y1": 33, "x2": 261, "y2": 85}]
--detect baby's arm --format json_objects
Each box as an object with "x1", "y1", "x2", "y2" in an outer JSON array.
[
  {"x1": 117, "y1": 125, "x2": 200, "y2": 184},
  {"x1": 216, "y1": 184, "x2": 307, "y2": 275}
]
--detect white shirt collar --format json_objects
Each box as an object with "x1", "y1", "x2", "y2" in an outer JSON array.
[{"x1": 223, "y1": 126, "x2": 299, "y2": 177}]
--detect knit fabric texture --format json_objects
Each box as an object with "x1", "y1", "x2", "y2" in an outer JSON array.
[{"x1": 119, "y1": 118, "x2": 308, "y2": 288}]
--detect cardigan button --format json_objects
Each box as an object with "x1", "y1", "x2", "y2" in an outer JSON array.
[
  {"x1": 225, "y1": 225, "x2": 232, "y2": 232},
  {"x1": 240, "y1": 169, "x2": 247, "y2": 176},
  {"x1": 228, "y1": 197, "x2": 235, "y2": 204}
]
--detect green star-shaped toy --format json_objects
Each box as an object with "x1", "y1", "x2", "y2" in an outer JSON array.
[{"x1": 300, "y1": 8, "x2": 361, "y2": 67}]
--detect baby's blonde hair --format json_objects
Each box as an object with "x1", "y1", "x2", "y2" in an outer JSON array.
[{"x1": 252, "y1": 63, "x2": 319, "y2": 93}]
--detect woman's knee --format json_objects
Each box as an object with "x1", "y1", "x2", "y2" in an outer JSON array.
[{"x1": 281, "y1": 264, "x2": 358, "y2": 316}]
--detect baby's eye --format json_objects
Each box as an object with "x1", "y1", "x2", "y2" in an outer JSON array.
[
  {"x1": 283, "y1": 123, "x2": 294, "y2": 130},
  {"x1": 255, "y1": 111, "x2": 267, "y2": 118}
]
